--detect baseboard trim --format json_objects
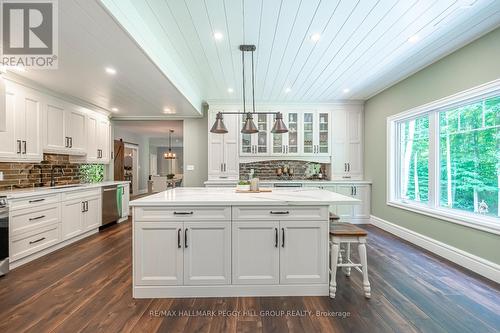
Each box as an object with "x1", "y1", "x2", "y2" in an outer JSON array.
[{"x1": 370, "y1": 215, "x2": 500, "y2": 284}]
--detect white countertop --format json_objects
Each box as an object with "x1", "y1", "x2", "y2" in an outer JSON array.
[
  {"x1": 204, "y1": 179, "x2": 372, "y2": 185},
  {"x1": 130, "y1": 187, "x2": 359, "y2": 206},
  {"x1": 0, "y1": 181, "x2": 130, "y2": 199}
]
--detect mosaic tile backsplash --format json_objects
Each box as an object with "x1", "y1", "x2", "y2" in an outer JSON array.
[{"x1": 239, "y1": 160, "x2": 330, "y2": 180}]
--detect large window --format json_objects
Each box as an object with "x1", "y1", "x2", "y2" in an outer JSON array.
[{"x1": 388, "y1": 81, "x2": 500, "y2": 233}]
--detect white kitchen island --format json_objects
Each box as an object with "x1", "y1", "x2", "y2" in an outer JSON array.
[{"x1": 130, "y1": 187, "x2": 358, "y2": 298}]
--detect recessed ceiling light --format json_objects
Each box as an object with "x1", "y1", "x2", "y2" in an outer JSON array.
[
  {"x1": 105, "y1": 67, "x2": 117, "y2": 75},
  {"x1": 227, "y1": 88, "x2": 234, "y2": 93},
  {"x1": 111, "y1": 107, "x2": 119, "y2": 112},
  {"x1": 213, "y1": 32, "x2": 223, "y2": 40},
  {"x1": 163, "y1": 108, "x2": 171, "y2": 113},
  {"x1": 343, "y1": 88, "x2": 350, "y2": 93},
  {"x1": 408, "y1": 35, "x2": 420, "y2": 43},
  {"x1": 285, "y1": 87, "x2": 291, "y2": 93},
  {"x1": 310, "y1": 33, "x2": 321, "y2": 42}
]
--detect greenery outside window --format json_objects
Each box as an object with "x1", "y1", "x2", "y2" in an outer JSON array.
[{"x1": 387, "y1": 80, "x2": 500, "y2": 234}]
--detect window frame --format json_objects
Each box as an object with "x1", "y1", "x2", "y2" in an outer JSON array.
[{"x1": 387, "y1": 79, "x2": 500, "y2": 235}]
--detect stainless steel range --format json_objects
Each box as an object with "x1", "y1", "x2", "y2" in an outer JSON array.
[{"x1": 0, "y1": 196, "x2": 8, "y2": 276}]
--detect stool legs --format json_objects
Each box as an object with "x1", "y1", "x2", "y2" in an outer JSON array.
[
  {"x1": 330, "y1": 238, "x2": 340, "y2": 298},
  {"x1": 358, "y1": 239, "x2": 371, "y2": 298},
  {"x1": 345, "y1": 242, "x2": 351, "y2": 277}
]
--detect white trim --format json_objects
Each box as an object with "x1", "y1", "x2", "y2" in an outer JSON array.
[
  {"x1": 133, "y1": 284, "x2": 329, "y2": 298},
  {"x1": 370, "y1": 215, "x2": 500, "y2": 284}
]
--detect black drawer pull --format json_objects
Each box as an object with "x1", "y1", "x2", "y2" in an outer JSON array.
[
  {"x1": 270, "y1": 211, "x2": 289, "y2": 215},
  {"x1": 29, "y1": 198, "x2": 45, "y2": 203},
  {"x1": 29, "y1": 215, "x2": 45, "y2": 221},
  {"x1": 29, "y1": 237, "x2": 46, "y2": 244},
  {"x1": 184, "y1": 228, "x2": 188, "y2": 248},
  {"x1": 174, "y1": 211, "x2": 194, "y2": 215},
  {"x1": 281, "y1": 228, "x2": 285, "y2": 248},
  {"x1": 177, "y1": 228, "x2": 182, "y2": 248},
  {"x1": 274, "y1": 228, "x2": 278, "y2": 248}
]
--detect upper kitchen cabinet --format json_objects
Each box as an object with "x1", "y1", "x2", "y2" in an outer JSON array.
[
  {"x1": 43, "y1": 99, "x2": 86, "y2": 156},
  {"x1": 82, "y1": 113, "x2": 111, "y2": 164},
  {"x1": 301, "y1": 111, "x2": 330, "y2": 156},
  {"x1": 0, "y1": 80, "x2": 42, "y2": 162},
  {"x1": 208, "y1": 110, "x2": 239, "y2": 180},
  {"x1": 331, "y1": 107, "x2": 364, "y2": 180},
  {"x1": 0, "y1": 73, "x2": 6, "y2": 132},
  {"x1": 271, "y1": 112, "x2": 299, "y2": 155},
  {"x1": 240, "y1": 113, "x2": 270, "y2": 156}
]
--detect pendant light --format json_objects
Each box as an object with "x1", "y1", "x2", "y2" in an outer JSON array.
[
  {"x1": 210, "y1": 112, "x2": 228, "y2": 134},
  {"x1": 164, "y1": 129, "x2": 176, "y2": 159},
  {"x1": 209, "y1": 44, "x2": 288, "y2": 135}
]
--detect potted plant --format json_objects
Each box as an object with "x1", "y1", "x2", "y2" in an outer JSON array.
[{"x1": 236, "y1": 180, "x2": 251, "y2": 191}]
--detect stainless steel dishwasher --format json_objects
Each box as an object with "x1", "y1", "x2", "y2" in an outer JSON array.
[
  {"x1": 0, "y1": 196, "x2": 9, "y2": 276},
  {"x1": 102, "y1": 185, "x2": 120, "y2": 228}
]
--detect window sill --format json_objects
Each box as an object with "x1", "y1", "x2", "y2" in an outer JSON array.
[{"x1": 387, "y1": 200, "x2": 500, "y2": 236}]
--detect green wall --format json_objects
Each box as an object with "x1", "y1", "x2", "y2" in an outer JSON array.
[{"x1": 364, "y1": 27, "x2": 500, "y2": 264}]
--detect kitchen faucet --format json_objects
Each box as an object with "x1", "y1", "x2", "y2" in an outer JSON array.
[
  {"x1": 50, "y1": 166, "x2": 64, "y2": 187},
  {"x1": 30, "y1": 165, "x2": 43, "y2": 187}
]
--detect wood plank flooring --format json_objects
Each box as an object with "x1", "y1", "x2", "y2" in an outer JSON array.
[{"x1": 0, "y1": 219, "x2": 498, "y2": 333}]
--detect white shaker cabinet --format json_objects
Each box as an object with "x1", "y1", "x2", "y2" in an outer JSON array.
[
  {"x1": 65, "y1": 107, "x2": 87, "y2": 155},
  {"x1": 208, "y1": 111, "x2": 239, "y2": 180},
  {"x1": 332, "y1": 107, "x2": 364, "y2": 180},
  {"x1": 134, "y1": 221, "x2": 184, "y2": 286},
  {"x1": 232, "y1": 221, "x2": 280, "y2": 285},
  {"x1": 84, "y1": 195, "x2": 102, "y2": 231},
  {"x1": 61, "y1": 199, "x2": 85, "y2": 240},
  {"x1": 82, "y1": 113, "x2": 111, "y2": 164}
]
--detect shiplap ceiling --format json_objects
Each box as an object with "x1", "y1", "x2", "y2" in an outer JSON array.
[
  {"x1": 6, "y1": 0, "x2": 201, "y2": 118},
  {"x1": 100, "y1": 0, "x2": 500, "y2": 106}
]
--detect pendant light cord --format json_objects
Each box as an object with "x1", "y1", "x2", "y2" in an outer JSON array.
[
  {"x1": 242, "y1": 49, "x2": 246, "y2": 114},
  {"x1": 251, "y1": 49, "x2": 255, "y2": 114}
]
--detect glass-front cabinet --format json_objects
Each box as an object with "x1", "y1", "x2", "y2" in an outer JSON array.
[{"x1": 241, "y1": 110, "x2": 330, "y2": 156}]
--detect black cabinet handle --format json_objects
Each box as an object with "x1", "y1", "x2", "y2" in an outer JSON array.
[
  {"x1": 22, "y1": 141, "x2": 27, "y2": 154},
  {"x1": 270, "y1": 211, "x2": 289, "y2": 215},
  {"x1": 178, "y1": 228, "x2": 182, "y2": 248},
  {"x1": 348, "y1": 163, "x2": 351, "y2": 172},
  {"x1": 86, "y1": 201, "x2": 89, "y2": 212},
  {"x1": 69, "y1": 137, "x2": 73, "y2": 148},
  {"x1": 29, "y1": 198, "x2": 45, "y2": 203},
  {"x1": 281, "y1": 228, "x2": 285, "y2": 248},
  {"x1": 184, "y1": 228, "x2": 188, "y2": 248},
  {"x1": 29, "y1": 215, "x2": 45, "y2": 221},
  {"x1": 82, "y1": 202, "x2": 86, "y2": 212},
  {"x1": 174, "y1": 211, "x2": 194, "y2": 215},
  {"x1": 17, "y1": 140, "x2": 22, "y2": 154},
  {"x1": 65, "y1": 137, "x2": 68, "y2": 148},
  {"x1": 29, "y1": 237, "x2": 46, "y2": 245},
  {"x1": 274, "y1": 228, "x2": 278, "y2": 248}
]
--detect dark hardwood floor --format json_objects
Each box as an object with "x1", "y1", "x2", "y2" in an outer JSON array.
[{"x1": 0, "y1": 219, "x2": 498, "y2": 333}]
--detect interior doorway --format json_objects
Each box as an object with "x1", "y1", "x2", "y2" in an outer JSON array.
[{"x1": 124, "y1": 144, "x2": 139, "y2": 195}]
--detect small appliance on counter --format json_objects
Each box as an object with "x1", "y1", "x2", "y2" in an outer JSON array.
[{"x1": 0, "y1": 196, "x2": 9, "y2": 276}]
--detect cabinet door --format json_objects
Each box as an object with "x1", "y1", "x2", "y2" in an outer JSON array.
[
  {"x1": 352, "y1": 185, "x2": 370, "y2": 219},
  {"x1": 22, "y1": 93, "x2": 42, "y2": 161},
  {"x1": 98, "y1": 119, "x2": 110, "y2": 162},
  {"x1": 45, "y1": 100, "x2": 67, "y2": 152},
  {"x1": 84, "y1": 196, "x2": 101, "y2": 230},
  {"x1": 86, "y1": 114, "x2": 98, "y2": 161},
  {"x1": 280, "y1": 220, "x2": 328, "y2": 284},
  {"x1": 208, "y1": 112, "x2": 224, "y2": 177},
  {"x1": 0, "y1": 90, "x2": 18, "y2": 160},
  {"x1": 331, "y1": 109, "x2": 347, "y2": 179},
  {"x1": 317, "y1": 112, "x2": 330, "y2": 155},
  {"x1": 347, "y1": 109, "x2": 363, "y2": 178},
  {"x1": 286, "y1": 112, "x2": 299, "y2": 154},
  {"x1": 134, "y1": 221, "x2": 183, "y2": 286},
  {"x1": 333, "y1": 185, "x2": 354, "y2": 219},
  {"x1": 62, "y1": 199, "x2": 85, "y2": 240},
  {"x1": 240, "y1": 114, "x2": 252, "y2": 155},
  {"x1": 223, "y1": 114, "x2": 239, "y2": 177},
  {"x1": 302, "y1": 112, "x2": 315, "y2": 154},
  {"x1": 271, "y1": 113, "x2": 284, "y2": 154},
  {"x1": 183, "y1": 221, "x2": 231, "y2": 285},
  {"x1": 232, "y1": 221, "x2": 279, "y2": 285},
  {"x1": 66, "y1": 108, "x2": 86, "y2": 155}
]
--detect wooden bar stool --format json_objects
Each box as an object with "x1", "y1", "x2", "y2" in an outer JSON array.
[{"x1": 329, "y1": 223, "x2": 371, "y2": 299}]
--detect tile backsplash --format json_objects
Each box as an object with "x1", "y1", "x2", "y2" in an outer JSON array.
[
  {"x1": 239, "y1": 160, "x2": 330, "y2": 180},
  {"x1": 0, "y1": 154, "x2": 84, "y2": 191}
]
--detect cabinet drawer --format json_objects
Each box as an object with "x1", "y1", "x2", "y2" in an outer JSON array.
[
  {"x1": 10, "y1": 203, "x2": 60, "y2": 236},
  {"x1": 134, "y1": 206, "x2": 231, "y2": 222},
  {"x1": 10, "y1": 194, "x2": 60, "y2": 211},
  {"x1": 232, "y1": 206, "x2": 328, "y2": 221},
  {"x1": 62, "y1": 188, "x2": 100, "y2": 201},
  {"x1": 10, "y1": 223, "x2": 61, "y2": 261}
]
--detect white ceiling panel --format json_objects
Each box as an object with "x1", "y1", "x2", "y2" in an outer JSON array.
[{"x1": 99, "y1": 0, "x2": 500, "y2": 108}]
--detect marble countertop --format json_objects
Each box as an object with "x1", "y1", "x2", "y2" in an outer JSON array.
[
  {"x1": 204, "y1": 179, "x2": 372, "y2": 185},
  {"x1": 130, "y1": 187, "x2": 359, "y2": 207},
  {"x1": 0, "y1": 181, "x2": 130, "y2": 199}
]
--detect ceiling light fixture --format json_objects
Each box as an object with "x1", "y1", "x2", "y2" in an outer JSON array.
[
  {"x1": 213, "y1": 32, "x2": 223, "y2": 40},
  {"x1": 408, "y1": 35, "x2": 420, "y2": 43},
  {"x1": 111, "y1": 107, "x2": 119, "y2": 112},
  {"x1": 227, "y1": 88, "x2": 234, "y2": 93},
  {"x1": 310, "y1": 33, "x2": 321, "y2": 42},
  {"x1": 105, "y1": 67, "x2": 117, "y2": 75},
  {"x1": 209, "y1": 45, "x2": 288, "y2": 135},
  {"x1": 163, "y1": 107, "x2": 171, "y2": 113},
  {"x1": 164, "y1": 129, "x2": 176, "y2": 160},
  {"x1": 343, "y1": 88, "x2": 350, "y2": 93},
  {"x1": 285, "y1": 87, "x2": 291, "y2": 93}
]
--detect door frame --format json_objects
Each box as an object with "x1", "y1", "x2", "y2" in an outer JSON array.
[{"x1": 125, "y1": 143, "x2": 139, "y2": 195}]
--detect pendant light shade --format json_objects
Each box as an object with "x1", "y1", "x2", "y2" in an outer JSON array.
[
  {"x1": 210, "y1": 112, "x2": 228, "y2": 134},
  {"x1": 241, "y1": 112, "x2": 258, "y2": 134},
  {"x1": 164, "y1": 129, "x2": 176, "y2": 160},
  {"x1": 271, "y1": 112, "x2": 288, "y2": 134}
]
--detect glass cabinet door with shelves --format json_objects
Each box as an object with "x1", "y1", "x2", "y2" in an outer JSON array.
[
  {"x1": 286, "y1": 112, "x2": 298, "y2": 154},
  {"x1": 272, "y1": 113, "x2": 284, "y2": 154},
  {"x1": 303, "y1": 112, "x2": 314, "y2": 154},
  {"x1": 256, "y1": 113, "x2": 268, "y2": 154},
  {"x1": 240, "y1": 114, "x2": 252, "y2": 154},
  {"x1": 318, "y1": 112, "x2": 329, "y2": 154}
]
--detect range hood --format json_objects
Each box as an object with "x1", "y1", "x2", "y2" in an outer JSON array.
[{"x1": 0, "y1": 72, "x2": 5, "y2": 132}]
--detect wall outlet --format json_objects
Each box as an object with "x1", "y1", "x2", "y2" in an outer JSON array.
[
  {"x1": 186, "y1": 165, "x2": 195, "y2": 171},
  {"x1": 0, "y1": 171, "x2": 3, "y2": 181}
]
